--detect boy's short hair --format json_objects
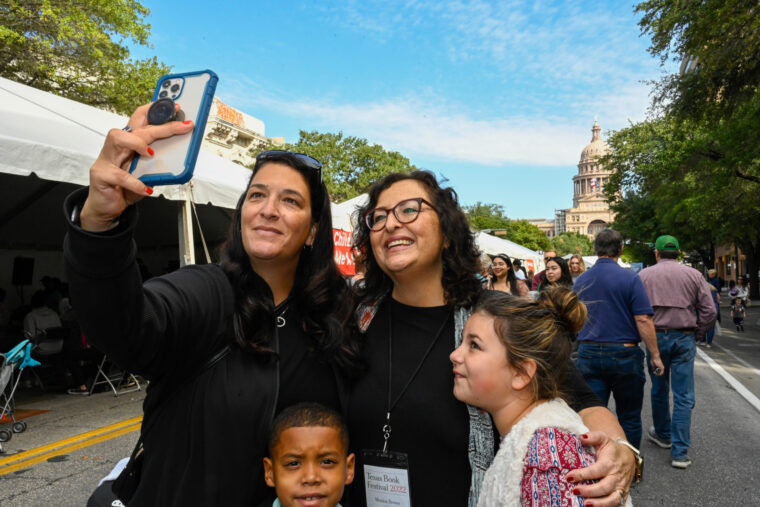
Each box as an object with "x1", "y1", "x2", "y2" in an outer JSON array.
[{"x1": 268, "y1": 402, "x2": 348, "y2": 455}]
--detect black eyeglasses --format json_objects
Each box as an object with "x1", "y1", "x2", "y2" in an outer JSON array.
[
  {"x1": 363, "y1": 197, "x2": 437, "y2": 231},
  {"x1": 256, "y1": 150, "x2": 323, "y2": 182}
]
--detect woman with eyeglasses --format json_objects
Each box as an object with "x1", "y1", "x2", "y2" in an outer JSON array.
[
  {"x1": 348, "y1": 171, "x2": 637, "y2": 507},
  {"x1": 62, "y1": 104, "x2": 360, "y2": 505},
  {"x1": 486, "y1": 253, "x2": 529, "y2": 297}
]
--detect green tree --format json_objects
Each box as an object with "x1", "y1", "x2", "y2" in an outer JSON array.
[
  {"x1": 551, "y1": 232, "x2": 593, "y2": 256},
  {"x1": 506, "y1": 220, "x2": 552, "y2": 252},
  {"x1": 463, "y1": 202, "x2": 511, "y2": 231},
  {"x1": 0, "y1": 0, "x2": 170, "y2": 114},
  {"x1": 598, "y1": 1, "x2": 760, "y2": 297},
  {"x1": 252, "y1": 131, "x2": 419, "y2": 202}
]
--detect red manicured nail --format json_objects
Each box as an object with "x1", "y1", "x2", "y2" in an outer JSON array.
[
  {"x1": 566, "y1": 475, "x2": 575, "y2": 482},
  {"x1": 573, "y1": 488, "x2": 581, "y2": 496},
  {"x1": 586, "y1": 503, "x2": 594, "y2": 507},
  {"x1": 581, "y1": 434, "x2": 588, "y2": 439},
  {"x1": 182, "y1": 120, "x2": 192, "y2": 124},
  {"x1": 147, "y1": 147, "x2": 155, "y2": 156},
  {"x1": 145, "y1": 187, "x2": 154, "y2": 195}
]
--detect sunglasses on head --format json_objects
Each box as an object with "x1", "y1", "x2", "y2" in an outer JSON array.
[{"x1": 256, "y1": 150, "x2": 323, "y2": 183}]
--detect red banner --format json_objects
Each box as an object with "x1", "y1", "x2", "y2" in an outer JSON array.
[{"x1": 333, "y1": 229, "x2": 355, "y2": 276}]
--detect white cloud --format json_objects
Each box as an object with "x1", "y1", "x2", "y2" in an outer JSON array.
[{"x1": 228, "y1": 85, "x2": 649, "y2": 167}]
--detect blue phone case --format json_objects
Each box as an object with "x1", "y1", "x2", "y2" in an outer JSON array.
[{"x1": 129, "y1": 70, "x2": 218, "y2": 186}]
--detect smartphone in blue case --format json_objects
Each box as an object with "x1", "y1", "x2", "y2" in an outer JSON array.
[{"x1": 129, "y1": 70, "x2": 218, "y2": 186}]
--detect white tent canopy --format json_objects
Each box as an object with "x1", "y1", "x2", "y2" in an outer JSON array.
[
  {"x1": 0, "y1": 77, "x2": 252, "y2": 269},
  {"x1": 474, "y1": 231, "x2": 542, "y2": 264},
  {"x1": 562, "y1": 254, "x2": 631, "y2": 269},
  {"x1": 330, "y1": 193, "x2": 368, "y2": 231},
  {"x1": 0, "y1": 76, "x2": 250, "y2": 208}
]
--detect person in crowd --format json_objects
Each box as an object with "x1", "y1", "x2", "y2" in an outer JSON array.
[
  {"x1": 486, "y1": 253, "x2": 529, "y2": 297},
  {"x1": 573, "y1": 229, "x2": 664, "y2": 448},
  {"x1": 698, "y1": 278, "x2": 721, "y2": 348},
  {"x1": 512, "y1": 259, "x2": 527, "y2": 280},
  {"x1": 451, "y1": 289, "x2": 632, "y2": 507},
  {"x1": 64, "y1": 104, "x2": 360, "y2": 505},
  {"x1": 23, "y1": 290, "x2": 62, "y2": 339},
  {"x1": 532, "y1": 250, "x2": 557, "y2": 290},
  {"x1": 477, "y1": 252, "x2": 493, "y2": 285},
  {"x1": 40, "y1": 275, "x2": 63, "y2": 313},
  {"x1": 639, "y1": 235, "x2": 716, "y2": 469},
  {"x1": 735, "y1": 275, "x2": 748, "y2": 306},
  {"x1": 263, "y1": 403, "x2": 354, "y2": 507},
  {"x1": 570, "y1": 254, "x2": 586, "y2": 282},
  {"x1": 527, "y1": 269, "x2": 535, "y2": 281},
  {"x1": 731, "y1": 297, "x2": 746, "y2": 332},
  {"x1": 538, "y1": 256, "x2": 573, "y2": 291},
  {"x1": 707, "y1": 268, "x2": 721, "y2": 294},
  {"x1": 349, "y1": 171, "x2": 636, "y2": 507}
]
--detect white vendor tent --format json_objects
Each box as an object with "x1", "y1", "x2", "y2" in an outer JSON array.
[
  {"x1": 562, "y1": 255, "x2": 631, "y2": 269},
  {"x1": 0, "y1": 77, "x2": 251, "y2": 269},
  {"x1": 330, "y1": 193, "x2": 368, "y2": 232}
]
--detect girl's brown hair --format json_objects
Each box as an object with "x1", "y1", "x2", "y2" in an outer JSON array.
[{"x1": 474, "y1": 287, "x2": 587, "y2": 401}]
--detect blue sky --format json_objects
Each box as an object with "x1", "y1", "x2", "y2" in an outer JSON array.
[{"x1": 131, "y1": 0, "x2": 670, "y2": 219}]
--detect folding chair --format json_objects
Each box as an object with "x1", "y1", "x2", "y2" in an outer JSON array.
[{"x1": 89, "y1": 355, "x2": 142, "y2": 397}]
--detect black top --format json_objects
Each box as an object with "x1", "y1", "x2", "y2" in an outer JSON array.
[
  {"x1": 62, "y1": 187, "x2": 346, "y2": 507},
  {"x1": 348, "y1": 298, "x2": 603, "y2": 506},
  {"x1": 276, "y1": 300, "x2": 340, "y2": 415},
  {"x1": 349, "y1": 299, "x2": 472, "y2": 506}
]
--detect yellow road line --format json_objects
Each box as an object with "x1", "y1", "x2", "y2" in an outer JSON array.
[{"x1": 0, "y1": 416, "x2": 142, "y2": 475}]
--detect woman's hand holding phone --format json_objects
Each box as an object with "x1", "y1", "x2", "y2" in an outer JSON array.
[{"x1": 80, "y1": 103, "x2": 194, "y2": 232}]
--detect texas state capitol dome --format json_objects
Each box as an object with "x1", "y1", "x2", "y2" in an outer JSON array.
[{"x1": 554, "y1": 120, "x2": 615, "y2": 239}]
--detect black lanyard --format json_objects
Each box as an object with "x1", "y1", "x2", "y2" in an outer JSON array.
[{"x1": 382, "y1": 302, "x2": 451, "y2": 451}]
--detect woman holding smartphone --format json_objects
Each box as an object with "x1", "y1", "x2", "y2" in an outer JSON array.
[{"x1": 63, "y1": 104, "x2": 360, "y2": 505}]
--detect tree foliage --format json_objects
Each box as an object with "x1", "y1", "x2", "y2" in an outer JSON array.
[
  {"x1": 252, "y1": 131, "x2": 419, "y2": 202},
  {"x1": 601, "y1": 1, "x2": 760, "y2": 296},
  {"x1": 464, "y1": 203, "x2": 551, "y2": 252},
  {"x1": 0, "y1": 0, "x2": 170, "y2": 114},
  {"x1": 508, "y1": 220, "x2": 552, "y2": 252},
  {"x1": 551, "y1": 232, "x2": 593, "y2": 256},
  {"x1": 463, "y1": 202, "x2": 511, "y2": 231}
]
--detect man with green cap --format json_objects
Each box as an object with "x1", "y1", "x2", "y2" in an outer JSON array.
[{"x1": 638, "y1": 235, "x2": 716, "y2": 469}]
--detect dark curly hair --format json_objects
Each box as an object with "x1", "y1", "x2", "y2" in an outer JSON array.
[
  {"x1": 218, "y1": 152, "x2": 361, "y2": 377},
  {"x1": 352, "y1": 171, "x2": 481, "y2": 309}
]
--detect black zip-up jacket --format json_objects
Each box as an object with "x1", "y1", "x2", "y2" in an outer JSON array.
[{"x1": 63, "y1": 188, "x2": 348, "y2": 506}]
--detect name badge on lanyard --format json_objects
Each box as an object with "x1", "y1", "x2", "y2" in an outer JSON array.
[
  {"x1": 360, "y1": 306, "x2": 450, "y2": 507},
  {"x1": 361, "y1": 449, "x2": 411, "y2": 507}
]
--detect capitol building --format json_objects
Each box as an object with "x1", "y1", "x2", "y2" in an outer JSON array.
[{"x1": 528, "y1": 120, "x2": 615, "y2": 240}]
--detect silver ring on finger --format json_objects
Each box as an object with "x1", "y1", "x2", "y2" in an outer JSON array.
[
  {"x1": 617, "y1": 489, "x2": 625, "y2": 506},
  {"x1": 122, "y1": 125, "x2": 132, "y2": 132}
]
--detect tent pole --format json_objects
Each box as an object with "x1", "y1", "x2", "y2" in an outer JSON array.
[{"x1": 178, "y1": 186, "x2": 196, "y2": 266}]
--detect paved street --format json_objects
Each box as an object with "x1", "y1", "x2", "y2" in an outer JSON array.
[{"x1": 2, "y1": 301, "x2": 759, "y2": 505}]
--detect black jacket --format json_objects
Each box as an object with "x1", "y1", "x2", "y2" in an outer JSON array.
[{"x1": 63, "y1": 188, "x2": 348, "y2": 506}]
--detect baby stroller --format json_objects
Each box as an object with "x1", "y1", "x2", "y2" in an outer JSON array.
[{"x1": 1, "y1": 339, "x2": 40, "y2": 453}]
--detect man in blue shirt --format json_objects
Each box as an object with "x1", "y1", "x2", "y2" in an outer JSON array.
[{"x1": 573, "y1": 229, "x2": 665, "y2": 448}]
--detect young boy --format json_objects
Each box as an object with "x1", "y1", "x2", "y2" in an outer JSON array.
[
  {"x1": 264, "y1": 403, "x2": 355, "y2": 507},
  {"x1": 731, "y1": 297, "x2": 746, "y2": 332}
]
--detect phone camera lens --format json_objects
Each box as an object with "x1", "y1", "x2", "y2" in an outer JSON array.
[
  {"x1": 170, "y1": 84, "x2": 180, "y2": 93},
  {"x1": 162, "y1": 80, "x2": 171, "y2": 89},
  {"x1": 159, "y1": 90, "x2": 168, "y2": 98}
]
